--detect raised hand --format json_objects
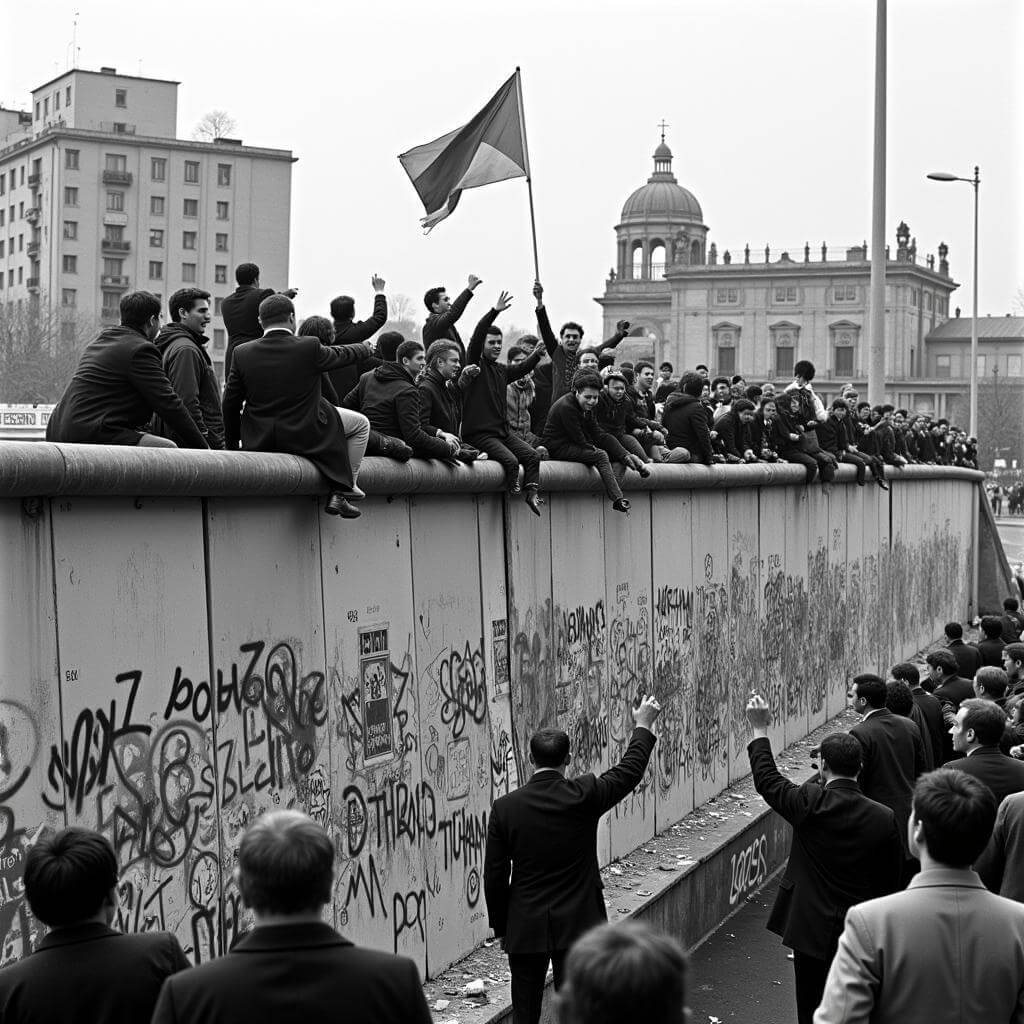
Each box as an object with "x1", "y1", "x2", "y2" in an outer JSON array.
[
  {"x1": 371, "y1": 274, "x2": 385, "y2": 292},
  {"x1": 532, "y1": 281, "x2": 544, "y2": 304},
  {"x1": 468, "y1": 274, "x2": 483, "y2": 290},
  {"x1": 494, "y1": 291, "x2": 513, "y2": 313}
]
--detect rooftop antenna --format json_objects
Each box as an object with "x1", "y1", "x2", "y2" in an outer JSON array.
[
  {"x1": 66, "y1": 11, "x2": 80, "y2": 71},
  {"x1": 137, "y1": 59, "x2": 143, "y2": 75}
]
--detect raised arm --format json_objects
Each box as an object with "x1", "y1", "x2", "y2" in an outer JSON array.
[
  {"x1": 533, "y1": 282, "x2": 559, "y2": 356},
  {"x1": 587, "y1": 319, "x2": 631, "y2": 355},
  {"x1": 339, "y1": 277, "x2": 388, "y2": 342},
  {"x1": 313, "y1": 341, "x2": 374, "y2": 371},
  {"x1": 506, "y1": 338, "x2": 545, "y2": 383},
  {"x1": 430, "y1": 275, "x2": 480, "y2": 337},
  {"x1": 467, "y1": 291, "x2": 511, "y2": 365},
  {"x1": 590, "y1": 696, "x2": 660, "y2": 814}
]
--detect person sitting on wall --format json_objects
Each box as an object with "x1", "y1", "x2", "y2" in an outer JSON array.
[
  {"x1": 596, "y1": 370, "x2": 657, "y2": 464},
  {"x1": 419, "y1": 340, "x2": 484, "y2": 463},
  {"x1": 46, "y1": 290, "x2": 210, "y2": 450},
  {"x1": 543, "y1": 369, "x2": 649, "y2": 515},
  {"x1": 750, "y1": 396, "x2": 784, "y2": 462},
  {"x1": 660, "y1": 372, "x2": 713, "y2": 465},
  {"x1": 776, "y1": 390, "x2": 836, "y2": 487},
  {"x1": 506, "y1": 343, "x2": 546, "y2": 451},
  {"x1": 818, "y1": 400, "x2": 869, "y2": 486},
  {"x1": 0, "y1": 827, "x2": 190, "y2": 1024},
  {"x1": 716, "y1": 398, "x2": 758, "y2": 463},
  {"x1": 325, "y1": 274, "x2": 388, "y2": 399},
  {"x1": 783, "y1": 359, "x2": 827, "y2": 425}
]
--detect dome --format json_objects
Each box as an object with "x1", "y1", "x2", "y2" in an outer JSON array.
[
  {"x1": 619, "y1": 139, "x2": 703, "y2": 223},
  {"x1": 653, "y1": 140, "x2": 672, "y2": 160}
]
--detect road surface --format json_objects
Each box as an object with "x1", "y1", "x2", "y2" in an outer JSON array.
[{"x1": 997, "y1": 517, "x2": 1024, "y2": 571}]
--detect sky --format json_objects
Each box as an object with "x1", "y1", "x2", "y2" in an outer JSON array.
[{"x1": 2, "y1": 0, "x2": 1021, "y2": 339}]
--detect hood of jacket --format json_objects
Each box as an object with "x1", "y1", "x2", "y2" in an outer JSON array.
[
  {"x1": 154, "y1": 322, "x2": 211, "y2": 361},
  {"x1": 372, "y1": 361, "x2": 415, "y2": 388},
  {"x1": 663, "y1": 391, "x2": 699, "y2": 412}
]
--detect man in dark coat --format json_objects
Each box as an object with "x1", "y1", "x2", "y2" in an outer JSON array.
[
  {"x1": 422, "y1": 274, "x2": 483, "y2": 360},
  {"x1": 484, "y1": 695, "x2": 661, "y2": 1024},
  {"x1": 326, "y1": 274, "x2": 388, "y2": 398},
  {"x1": 891, "y1": 662, "x2": 946, "y2": 768},
  {"x1": 221, "y1": 262, "x2": 297, "y2": 377},
  {"x1": 152, "y1": 287, "x2": 225, "y2": 449},
  {"x1": 595, "y1": 370, "x2": 654, "y2": 461},
  {"x1": 419, "y1": 339, "x2": 481, "y2": 462},
  {"x1": 818, "y1": 401, "x2": 871, "y2": 485},
  {"x1": 661, "y1": 372, "x2": 713, "y2": 465},
  {"x1": 745, "y1": 695, "x2": 902, "y2": 1024},
  {"x1": 152, "y1": 811, "x2": 431, "y2": 1024},
  {"x1": 343, "y1": 340, "x2": 458, "y2": 461},
  {"x1": 222, "y1": 295, "x2": 371, "y2": 518},
  {"x1": 975, "y1": 615, "x2": 1008, "y2": 667},
  {"x1": 716, "y1": 398, "x2": 758, "y2": 461},
  {"x1": 0, "y1": 827, "x2": 189, "y2": 1024},
  {"x1": 944, "y1": 698, "x2": 1024, "y2": 805},
  {"x1": 46, "y1": 290, "x2": 209, "y2": 449},
  {"x1": 945, "y1": 621, "x2": 983, "y2": 679}
]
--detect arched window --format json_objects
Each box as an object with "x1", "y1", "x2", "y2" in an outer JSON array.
[
  {"x1": 649, "y1": 241, "x2": 666, "y2": 280},
  {"x1": 631, "y1": 242, "x2": 644, "y2": 279},
  {"x1": 690, "y1": 240, "x2": 702, "y2": 265}
]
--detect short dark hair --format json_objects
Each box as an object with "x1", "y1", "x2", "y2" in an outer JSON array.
[
  {"x1": 572, "y1": 370, "x2": 603, "y2": 393},
  {"x1": 680, "y1": 372, "x2": 703, "y2": 397},
  {"x1": 237, "y1": 810, "x2": 334, "y2": 915},
  {"x1": 830, "y1": 398, "x2": 849, "y2": 412},
  {"x1": 886, "y1": 679, "x2": 915, "y2": 717},
  {"x1": 744, "y1": 385, "x2": 763, "y2": 401},
  {"x1": 856, "y1": 401, "x2": 873, "y2": 413},
  {"x1": 506, "y1": 345, "x2": 528, "y2": 363},
  {"x1": 1005, "y1": 643, "x2": 1024, "y2": 665},
  {"x1": 1005, "y1": 597, "x2": 1021, "y2": 612},
  {"x1": 635, "y1": 361, "x2": 654, "y2": 374},
  {"x1": 730, "y1": 374, "x2": 746, "y2": 385},
  {"x1": 397, "y1": 340, "x2": 424, "y2": 363},
  {"x1": 560, "y1": 321, "x2": 584, "y2": 339},
  {"x1": 731, "y1": 399, "x2": 755, "y2": 414},
  {"x1": 890, "y1": 662, "x2": 921, "y2": 687},
  {"x1": 660, "y1": 362, "x2": 674, "y2": 372},
  {"x1": 329, "y1": 295, "x2": 355, "y2": 321},
  {"x1": 119, "y1": 290, "x2": 162, "y2": 330},
  {"x1": 424, "y1": 286, "x2": 446, "y2": 312},
  {"x1": 530, "y1": 727, "x2": 570, "y2": 768},
  {"x1": 960, "y1": 697, "x2": 1009, "y2": 745},
  {"x1": 486, "y1": 323, "x2": 503, "y2": 339},
  {"x1": 760, "y1": 395, "x2": 778, "y2": 410},
  {"x1": 974, "y1": 667, "x2": 1008, "y2": 700},
  {"x1": 944, "y1": 621, "x2": 964, "y2": 640},
  {"x1": 24, "y1": 828, "x2": 118, "y2": 927},
  {"x1": 694, "y1": 363, "x2": 707, "y2": 373},
  {"x1": 854, "y1": 673, "x2": 887, "y2": 709},
  {"x1": 557, "y1": 922, "x2": 688, "y2": 1024},
  {"x1": 793, "y1": 359, "x2": 816, "y2": 381},
  {"x1": 980, "y1": 615, "x2": 1004, "y2": 639},
  {"x1": 298, "y1": 315, "x2": 333, "y2": 346},
  {"x1": 926, "y1": 650, "x2": 958, "y2": 676},
  {"x1": 378, "y1": 331, "x2": 404, "y2": 361},
  {"x1": 258, "y1": 294, "x2": 294, "y2": 325},
  {"x1": 711, "y1": 376, "x2": 729, "y2": 390},
  {"x1": 425, "y1": 340, "x2": 460, "y2": 369},
  {"x1": 235, "y1": 262, "x2": 260, "y2": 286},
  {"x1": 168, "y1": 287, "x2": 211, "y2": 323},
  {"x1": 914, "y1": 769, "x2": 996, "y2": 867},
  {"x1": 818, "y1": 733, "x2": 862, "y2": 777}
]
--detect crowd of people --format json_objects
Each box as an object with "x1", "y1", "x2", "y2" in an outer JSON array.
[{"x1": 44, "y1": 262, "x2": 979, "y2": 519}]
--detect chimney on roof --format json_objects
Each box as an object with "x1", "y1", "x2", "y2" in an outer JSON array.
[{"x1": 100, "y1": 67, "x2": 117, "y2": 75}]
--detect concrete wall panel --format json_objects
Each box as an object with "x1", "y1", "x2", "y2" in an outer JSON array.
[
  {"x1": 782, "y1": 490, "x2": 812, "y2": 743},
  {"x1": 804, "y1": 488, "x2": 832, "y2": 733},
  {"x1": 757, "y1": 488, "x2": 789, "y2": 753}
]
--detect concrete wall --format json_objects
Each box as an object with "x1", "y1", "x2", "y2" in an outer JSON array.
[{"x1": 0, "y1": 446, "x2": 980, "y2": 976}]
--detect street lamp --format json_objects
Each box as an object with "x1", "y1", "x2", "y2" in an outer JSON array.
[{"x1": 927, "y1": 166, "x2": 980, "y2": 436}]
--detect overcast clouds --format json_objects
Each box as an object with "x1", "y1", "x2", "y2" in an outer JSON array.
[{"x1": 3, "y1": 0, "x2": 1020, "y2": 338}]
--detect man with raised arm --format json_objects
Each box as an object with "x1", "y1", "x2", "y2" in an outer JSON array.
[{"x1": 422, "y1": 274, "x2": 483, "y2": 360}]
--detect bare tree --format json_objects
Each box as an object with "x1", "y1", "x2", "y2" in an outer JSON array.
[
  {"x1": 193, "y1": 110, "x2": 238, "y2": 142},
  {"x1": 383, "y1": 293, "x2": 420, "y2": 342},
  {"x1": 1013, "y1": 286, "x2": 1024, "y2": 316},
  {"x1": 976, "y1": 369, "x2": 1024, "y2": 471}
]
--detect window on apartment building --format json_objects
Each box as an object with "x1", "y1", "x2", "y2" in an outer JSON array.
[
  {"x1": 925, "y1": 293, "x2": 933, "y2": 311},
  {"x1": 976, "y1": 355, "x2": 988, "y2": 377},
  {"x1": 35, "y1": 102, "x2": 40, "y2": 120},
  {"x1": 66, "y1": 86, "x2": 72, "y2": 104},
  {"x1": 214, "y1": 297, "x2": 223, "y2": 315},
  {"x1": 20, "y1": 167, "x2": 24, "y2": 185},
  {"x1": 103, "y1": 259, "x2": 124, "y2": 278},
  {"x1": 150, "y1": 195, "x2": 165, "y2": 216},
  {"x1": 0, "y1": 241, "x2": 4, "y2": 257},
  {"x1": 774, "y1": 285, "x2": 798, "y2": 303},
  {"x1": 149, "y1": 228, "x2": 164, "y2": 247},
  {"x1": 18, "y1": 234, "x2": 23, "y2": 251},
  {"x1": 715, "y1": 288, "x2": 739, "y2": 304},
  {"x1": 216, "y1": 201, "x2": 229, "y2": 220},
  {"x1": 833, "y1": 285, "x2": 856, "y2": 302},
  {"x1": 183, "y1": 198, "x2": 198, "y2": 218},
  {"x1": 105, "y1": 153, "x2": 127, "y2": 172},
  {"x1": 44, "y1": 98, "x2": 49, "y2": 117},
  {"x1": 184, "y1": 160, "x2": 200, "y2": 184},
  {"x1": 55, "y1": 91, "x2": 60, "y2": 111},
  {"x1": 102, "y1": 291, "x2": 120, "y2": 313},
  {"x1": 62, "y1": 254, "x2": 77, "y2": 273},
  {"x1": 61, "y1": 288, "x2": 76, "y2": 306},
  {"x1": 935, "y1": 355, "x2": 951, "y2": 378},
  {"x1": 18, "y1": 202, "x2": 24, "y2": 218},
  {"x1": 18, "y1": 267, "x2": 23, "y2": 284},
  {"x1": 106, "y1": 191, "x2": 125, "y2": 212},
  {"x1": 215, "y1": 264, "x2": 227, "y2": 284},
  {"x1": 0, "y1": 210, "x2": 4, "y2": 227},
  {"x1": 104, "y1": 225, "x2": 124, "y2": 243},
  {"x1": 64, "y1": 186, "x2": 79, "y2": 207},
  {"x1": 149, "y1": 261, "x2": 163, "y2": 280},
  {"x1": 6, "y1": 270, "x2": 12, "y2": 287},
  {"x1": 215, "y1": 233, "x2": 228, "y2": 252},
  {"x1": 151, "y1": 157, "x2": 166, "y2": 181},
  {"x1": 1007, "y1": 356, "x2": 1022, "y2": 378},
  {"x1": 65, "y1": 149, "x2": 79, "y2": 170},
  {"x1": 0, "y1": 173, "x2": 5, "y2": 194},
  {"x1": 115, "y1": 88, "x2": 127, "y2": 108},
  {"x1": 182, "y1": 262, "x2": 197, "y2": 283},
  {"x1": 217, "y1": 164, "x2": 232, "y2": 186},
  {"x1": 182, "y1": 231, "x2": 197, "y2": 250},
  {"x1": 834, "y1": 345, "x2": 855, "y2": 377},
  {"x1": 63, "y1": 221, "x2": 78, "y2": 240},
  {"x1": 213, "y1": 328, "x2": 225, "y2": 351}
]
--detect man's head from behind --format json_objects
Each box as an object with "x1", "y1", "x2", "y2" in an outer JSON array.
[
  {"x1": 951, "y1": 697, "x2": 1007, "y2": 754},
  {"x1": 817, "y1": 732, "x2": 862, "y2": 782},
  {"x1": 119, "y1": 290, "x2": 163, "y2": 340},
  {"x1": 890, "y1": 662, "x2": 921, "y2": 688},
  {"x1": 885, "y1": 680, "x2": 915, "y2": 718},
  {"x1": 556, "y1": 922, "x2": 688, "y2": 1024},
  {"x1": 944, "y1": 621, "x2": 964, "y2": 643},
  {"x1": 235, "y1": 262, "x2": 260, "y2": 287},
  {"x1": 236, "y1": 810, "x2": 334, "y2": 918},
  {"x1": 329, "y1": 295, "x2": 355, "y2": 322},
  {"x1": 24, "y1": 827, "x2": 118, "y2": 928},
  {"x1": 925, "y1": 649, "x2": 958, "y2": 683},
  {"x1": 377, "y1": 331, "x2": 404, "y2": 362},
  {"x1": 909, "y1": 769, "x2": 997, "y2": 868},
  {"x1": 850, "y1": 673, "x2": 887, "y2": 712},
  {"x1": 529, "y1": 727, "x2": 570, "y2": 770},
  {"x1": 980, "y1": 615, "x2": 1004, "y2": 640},
  {"x1": 973, "y1": 666, "x2": 1008, "y2": 702},
  {"x1": 679, "y1": 371, "x2": 704, "y2": 398},
  {"x1": 257, "y1": 294, "x2": 295, "y2": 332}
]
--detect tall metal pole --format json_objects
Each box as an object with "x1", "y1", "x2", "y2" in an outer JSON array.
[
  {"x1": 969, "y1": 166, "x2": 980, "y2": 437},
  {"x1": 867, "y1": 0, "x2": 887, "y2": 406}
]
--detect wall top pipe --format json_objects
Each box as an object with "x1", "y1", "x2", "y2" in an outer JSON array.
[{"x1": 0, "y1": 442, "x2": 984, "y2": 498}]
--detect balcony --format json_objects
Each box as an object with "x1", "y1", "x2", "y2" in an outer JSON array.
[
  {"x1": 101, "y1": 238, "x2": 131, "y2": 253},
  {"x1": 102, "y1": 169, "x2": 133, "y2": 185},
  {"x1": 26, "y1": 277, "x2": 40, "y2": 292},
  {"x1": 101, "y1": 274, "x2": 130, "y2": 290},
  {"x1": 25, "y1": 206, "x2": 40, "y2": 224},
  {"x1": 27, "y1": 172, "x2": 40, "y2": 187},
  {"x1": 26, "y1": 240, "x2": 40, "y2": 257}
]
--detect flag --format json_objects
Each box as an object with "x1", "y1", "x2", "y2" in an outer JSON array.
[{"x1": 399, "y1": 70, "x2": 530, "y2": 231}]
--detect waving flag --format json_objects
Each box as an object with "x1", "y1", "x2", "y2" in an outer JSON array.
[{"x1": 399, "y1": 71, "x2": 530, "y2": 231}]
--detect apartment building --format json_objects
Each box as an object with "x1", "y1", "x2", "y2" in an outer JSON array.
[{"x1": 0, "y1": 66, "x2": 295, "y2": 380}]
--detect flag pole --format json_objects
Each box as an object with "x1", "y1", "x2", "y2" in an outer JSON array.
[{"x1": 515, "y1": 67, "x2": 541, "y2": 283}]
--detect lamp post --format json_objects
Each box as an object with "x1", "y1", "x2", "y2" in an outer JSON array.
[{"x1": 927, "y1": 166, "x2": 980, "y2": 436}]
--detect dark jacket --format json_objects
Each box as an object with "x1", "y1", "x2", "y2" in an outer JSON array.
[
  {"x1": 717, "y1": 407, "x2": 754, "y2": 458},
  {"x1": 46, "y1": 325, "x2": 209, "y2": 448},
  {"x1": 418, "y1": 366, "x2": 463, "y2": 436},
  {"x1": 596, "y1": 391, "x2": 644, "y2": 441},
  {"x1": 948, "y1": 639, "x2": 982, "y2": 679},
  {"x1": 849, "y1": 708, "x2": 928, "y2": 852},
  {"x1": 751, "y1": 411, "x2": 786, "y2": 455},
  {"x1": 326, "y1": 293, "x2": 387, "y2": 398},
  {"x1": 1001, "y1": 611, "x2": 1024, "y2": 644},
  {"x1": 748, "y1": 738, "x2": 902, "y2": 961},
  {"x1": 0, "y1": 922, "x2": 188, "y2": 1024},
  {"x1": 817, "y1": 415, "x2": 851, "y2": 456},
  {"x1": 630, "y1": 386, "x2": 657, "y2": 424},
  {"x1": 343, "y1": 362, "x2": 450, "y2": 458},
  {"x1": 661, "y1": 392, "x2": 713, "y2": 464},
  {"x1": 943, "y1": 747, "x2": 1024, "y2": 806},
  {"x1": 535, "y1": 305, "x2": 627, "y2": 403},
  {"x1": 422, "y1": 287, "x2": 474, "y2": 361},
  {"x1": 223, "y1": 331, "x2": 373, "y2": 489},
  {"x1": 911, "y1": 685, "x2": 947, "y2": 768},
  {"x1": 542, "y1": 392, "x2": 628, "y2": 460},
  {"x1": 975, "y1": 636, "x2": 1007, "y2": 668},
  {"x1": 151, "y1": 323, "x2": 225, "y2": 449},
  {"x1": 151, "y1": 922, "x2": 431, "y2": 1024},
  {"x1": 484, "y1": 727, "x2": 656, "y2": 953},
  {"x1": 221, "y1": 285, "x2": 275, "y2": 377}
]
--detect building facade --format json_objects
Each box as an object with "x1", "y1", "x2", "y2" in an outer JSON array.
[
  {"x1": 595, "y1": 136, "x2": 1017, "y2": 422},
  {"x1": 0, "y1": 66, "x2": 295, "y2": 380}
]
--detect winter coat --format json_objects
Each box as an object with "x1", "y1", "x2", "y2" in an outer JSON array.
[{"x1": 151, "y1": 323, "x2": 225, "y2": 449}]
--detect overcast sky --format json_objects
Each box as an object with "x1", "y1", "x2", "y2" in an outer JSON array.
[{"x1": 3, "y1": 0, "x2": 1020, "y2": 339}]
